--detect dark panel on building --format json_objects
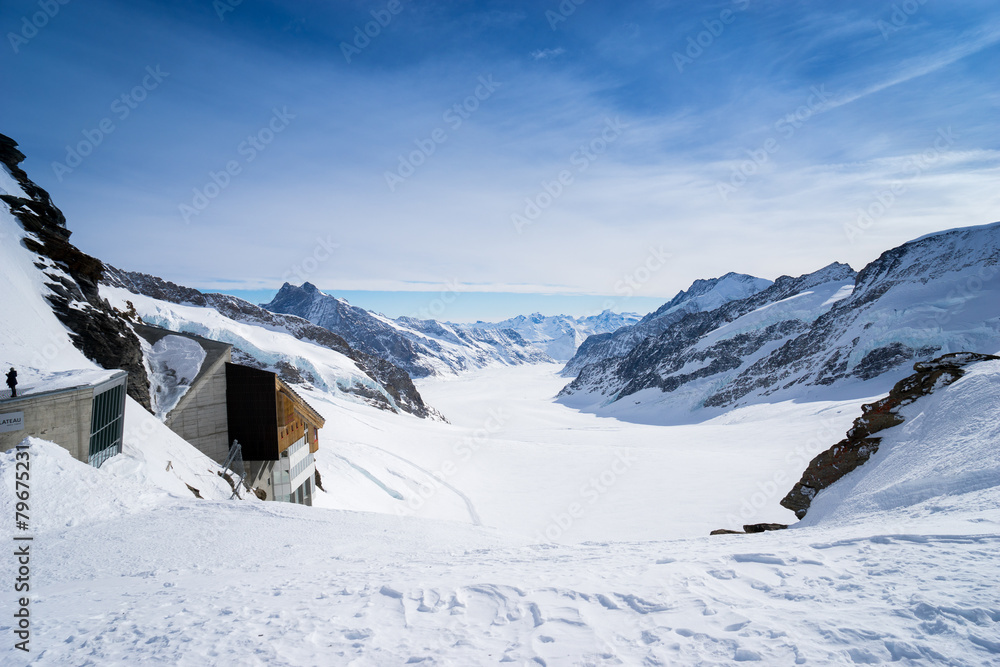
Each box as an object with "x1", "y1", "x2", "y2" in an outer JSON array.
[{"x1": 225, "y1": 363, "x2": 278, "y2": 461}]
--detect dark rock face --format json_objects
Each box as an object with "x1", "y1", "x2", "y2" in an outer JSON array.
[
  {"x1": 265, "y1": 282, "x2": 433, "y2": 378},
  {"x1": 103, "y1": 267, "x2": 444, "y2": 420},
  {"x1": 0, "y1": 133, "x2": 152, "y2": 410},
  {"x1": 563, "y1": 222, "x2": 1000, "y2": 414},
  {"x1": 743, "y1": 523, "x2": 788, "y2": 533},
  {"x1": 561, "y1": 272, "x2": 773, "y2": 377},
  {"x1": 561, "y1": 263, "x2": 856, "y2": 408},
  {"x1": 781, "y1": 352, "x2": 1000, "y2": 519}
]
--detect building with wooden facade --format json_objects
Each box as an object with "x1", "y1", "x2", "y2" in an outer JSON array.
[
  {"x1": 225, "y1": 363, "x2": 325, "y2": 505},
  {"x1": 131, "y1": 324, "x2": 326, "y2": 506}
]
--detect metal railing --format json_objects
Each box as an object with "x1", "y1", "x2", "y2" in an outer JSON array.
[{"x1": 221, "y1": 440, "x2": 249, "y2": 500}]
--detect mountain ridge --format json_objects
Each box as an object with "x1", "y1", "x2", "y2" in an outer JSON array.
[
  {"x1": 101, "y1": 268, "x2": 444, "y2": 420},
  {"x1": 559, "y1": 223, "x2": 1000, "y2": 422}
]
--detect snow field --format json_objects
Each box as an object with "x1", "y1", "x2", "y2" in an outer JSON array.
[
  {"x1": 2, "y1": 363, "x2": 1000, "y2": 664},
  {"x1": 3, "y1": 478, "x2": 998, "y2": 665},
  {"x1": 305, "y1": 364, "x2": 874, "y2": 542}
]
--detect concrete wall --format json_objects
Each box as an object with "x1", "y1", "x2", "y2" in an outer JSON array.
[
  {"x1": 0, "y1": 387, "x2": 93, "y2": 463},
  {"x1": 166, "y1": 349, "x2": 231, "y2": 465}
]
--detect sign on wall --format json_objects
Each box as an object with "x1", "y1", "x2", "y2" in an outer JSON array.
[{"x1": 0, "y1": 412, "x2": 24, "y2": 433}]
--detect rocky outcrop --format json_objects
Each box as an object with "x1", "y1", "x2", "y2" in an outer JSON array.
[
  {"x1": 781, "y1": 352, "x2": 1000, "y2": 519},
  {"x1": 710, "y1": 523, "x2": 787, "y2": 536},
  {"x1": 103, "y1": 267, "x2": 444, "y2": 420},
  {"x1": 0, "y1": 133, "x2": 152, "y2": 410}
]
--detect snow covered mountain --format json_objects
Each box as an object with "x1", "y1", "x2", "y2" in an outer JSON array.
[
  {"x1": 468, "y1": 311, "x2": 641, "y2": 362},
  {"x1": 263, "y1": 282, "x2": 552, "y2": 376},
  {"x1": 561, "y1": 272, "x2": 773, "y2": 377},
  {"x1": 101, "y1": 269, "x2": 444, "y2": 420},
  {"x1": 561, "y1": 222, "x2": 1000, "y2": 422}
]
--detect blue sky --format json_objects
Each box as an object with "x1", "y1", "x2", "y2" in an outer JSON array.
[{"x1": 2, "y1": 0, "x2": 999, "y2": 321}]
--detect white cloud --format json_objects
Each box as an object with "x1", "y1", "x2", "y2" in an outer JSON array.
[{"x1": 530, "y1": 48, "x2": 566, "y2": 60}]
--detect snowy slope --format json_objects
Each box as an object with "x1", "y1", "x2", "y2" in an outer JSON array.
[
  {"x1": 103, "y1": 268, "x2": 442, "y2": 420},
  {"x1": 560, "y1": 263, "x2": 857, "y2": 423},
  {"x1": 1, "y1": 133, "x2": 153, "y2": 409},
  {"x1": 709, "y1": 221, "x2": 1000, "y2": 406},
  {"x1": 0, "y1": 172, "x2": 101, "y2": 383},
  {"x1": 102, "y1": 285, "x2": 441, "y2": 419},
  {"x1": 561, "y1": 223, "x2": 1000, "y2": 423},
  {"x1": 3, "y1": 362, "x2": 998, "y2": 665},
  {"x1": 468, "y1": 310, "x2": 641, "y2": 361},
  {"x1": 1, "y1": 190, "x2": 236, "y2": 501},
  {"x1": 263, "y1": 282, "x2": 553, "y2": 377},
  {"x1": 802, "y1": 357, "x2": 1000, "y2": 529},
  {"x1": 562, "y1": 272, "x2": 773, "y2": 377}
]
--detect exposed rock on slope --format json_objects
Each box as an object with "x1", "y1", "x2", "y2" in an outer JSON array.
[
  {"x1": 781, "y1": 352, "x2": 1000, "y2": 519},
  {"x1": 263, "y1": 282, "x2": 551, "y2": 376},
  {"x1": 559, "y1": 263, "x2": 856, "y2": 415},
  {"x1": 561, "y1": 272, "x2": 773, "y2": 377},
  {"x1": 562, "y1": 222, "x2": 1000, "y2": 418},
  {"x1": 704, "y1": 224, "x2": 1000, "y2": 407},
  {"x1": 102, "y1": 268, "x2": 443, "y2": 420},
  {"x1": 0, "y1": 133, "x2": 152, "y2": 410}
]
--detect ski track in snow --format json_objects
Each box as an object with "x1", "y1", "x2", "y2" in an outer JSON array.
[
  {"x1": 3, "y1": 366, "x2": 1000, "y2": 665},
  {"x1": 353, "y1": 440, "x2": 484, "y2": 526},
  {"x1": 3, "y1": 501, "x2": 999, "y2": 666}
]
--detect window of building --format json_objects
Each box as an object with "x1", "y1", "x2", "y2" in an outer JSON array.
[{"x1": 88, "y1": 381, "x2": 126, "y2": 468}]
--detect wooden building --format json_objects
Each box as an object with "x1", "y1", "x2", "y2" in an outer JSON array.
[{"x1": 225, "y1": 363, "x2": 325, "y2": 505}]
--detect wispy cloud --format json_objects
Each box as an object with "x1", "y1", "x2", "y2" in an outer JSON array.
[
  {"x1": 530, "y1": 47, "x2": 566, "y2": 60},
  {"x1": 4, "y1": 0, "x2": 998, "y2": 318},
  {"x1": 825, "y1": 26, "x2": 1000, "y2": 111}
]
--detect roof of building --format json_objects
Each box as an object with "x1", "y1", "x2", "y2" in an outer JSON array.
[
  {"x1": 0, "y1": 368, "x2": 125, "y2": 404},
  {"x1": 275, "y1": 375, "x2": 326, "y2": 427},
  {"x1": 132, "y1": 323, "x2": 233, "y2": 395}
]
